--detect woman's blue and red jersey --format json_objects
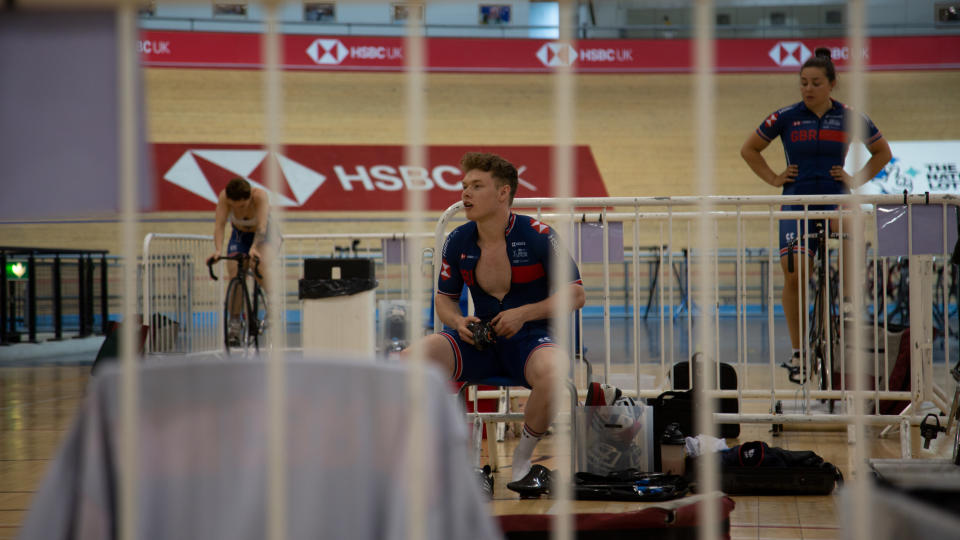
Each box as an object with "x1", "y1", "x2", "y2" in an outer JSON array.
[
  {"x1": 757, "y1": 98, "x2": 882, "y2": 196},
  {"x1": 756, "y1": 99, "x2": 883, "y2": 255},
  {"x1": 435, "y1": 213, "x2": 583, "y2": 386}
]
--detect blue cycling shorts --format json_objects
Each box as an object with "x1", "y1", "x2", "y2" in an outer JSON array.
[
  {"x1": 779, "y1": 204, "x2": 838, "y2": 258},
  {"x1": 439, "y1": 325, "x2": 557, "y2": 388}
]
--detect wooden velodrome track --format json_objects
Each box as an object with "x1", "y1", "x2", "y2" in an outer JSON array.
[
  {"x1": 2, "y1": 69, "x2": 960, "y2": 539},
  {"x1": 5, "y1": 69, "x2": 960, "y2": 251}
]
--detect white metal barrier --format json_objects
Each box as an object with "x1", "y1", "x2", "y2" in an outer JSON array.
[
  {"x1": 141, "y1": 233, "x2": 222, "y2": 354},
  {"x1": 141, "y1": 231, "x2": 438, "y2": 355},
  {"x1": 434, "y1": 194, "x2": 960, "y2": 452}
]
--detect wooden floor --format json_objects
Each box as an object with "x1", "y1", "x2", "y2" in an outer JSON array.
[{"x1": 3, "y1": 361, "x2": 949, "y2": 539}]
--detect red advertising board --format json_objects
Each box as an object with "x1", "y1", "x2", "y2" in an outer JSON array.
[
  {"x1": 153, "y1": 144, "x2": 608, "y2": 211},
  {"x1": 139, "y1": 31, "x2": 960, "y2": 73}
]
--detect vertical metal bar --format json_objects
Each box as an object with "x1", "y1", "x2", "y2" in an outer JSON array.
[
  {"x1": 551, "y1": 3, "x2": 576, "y2": 538},
  {"x1": 141, "y1": 233, "x2": 153, "y2": 354},
  {"x1": 686, "y1": 222, "x2": 692, "y2": 379},
  {"x1": 117, "y1": 3, "x2": 141, "y2": 539},
  {"x1": 78, "y1": 254, "x2": 88, "y2": 337},
  {"x1": 402, "y1": 4, "x2": 430, "y2": 540},
  {"x1": 837, "y1": 212, "x2": 844, "y2": 393},
  {"x1": 801, "y1": 208, "x2": 809, "y2": 411},
  {"x1": 768, "y1": 206, "x2": 777, "y2": 412},
  {"x1": 659, "y1": 222, "x2": 666, "y2": 381},
  {"x1": 714, "y1": 221, "x2": 720, "y2": 379},
  {"x1": 602, "y1": 208, "x2": 611, "y2": 384},
  {"x1": 883, "y1": 257, "x2": 890, "y2": 392},
  {"x1": 1, "y1": 252, "x2": 7, "y2": 345},
  {"x1": 872, "y1": 216, "x2": 880, "y2": 413},
  {"x1": 942, "y1": 203, "x2": 949, "y2": 383},
  {"x1": 737, "y1": 208, "x2": 746, "y2": 394},
  {"x1": 668, "y1": 210, "x2": 675, "y2": 369},
  {"x1": 28, "y1": 252, "x2": 37, "y2": 343},
  {"x1": 262, "y1": 6, "x2": 287, "y2": 539},
  {"x1": 848, "y1": 1, "x2": 871, "y2": 538},
  {"x1": 828, "y1": 218, "x2": 836, "y2": 394},
  {"x1": 693, "y1": 2, "x2": 719, "y2": 538},
  {"x1": 53, "y1": 255, "x2": 63, "y2": 340},
  {"x1": 633, "y1": 208, "x2": 641, "y2": 391},
  {"x1": 86, "y1": 256, "x2": 95, "y2": 335}
]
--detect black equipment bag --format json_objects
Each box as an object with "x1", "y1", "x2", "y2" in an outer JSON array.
[
  {"x1": 573, "y1": 469, "x2": 690, "y2": 502},
  {"x1": 647, "y1": 357, "x2": 740, "y2": 471},
  {"x1": 671, "y1": 357, "x2": 740, "y2": 438},
  {"x1": 715, "y1": 463, "x2": 841, "y2": 495},
  {"x1": 688, "y1": 441, "x2": 843, "y2": 495}
]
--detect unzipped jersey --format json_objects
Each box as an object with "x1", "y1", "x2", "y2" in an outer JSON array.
[{"x1": 437, "y1": 213, "x2": 582, "y2": 327}]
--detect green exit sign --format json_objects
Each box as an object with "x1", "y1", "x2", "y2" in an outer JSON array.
[{"x1": 5, "y1": 261, "x2": 28, "y2": 281}]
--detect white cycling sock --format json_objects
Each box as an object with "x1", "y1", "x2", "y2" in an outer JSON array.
[{"x1": 511, "y1": 424, "x2": 544, "y2": 482}]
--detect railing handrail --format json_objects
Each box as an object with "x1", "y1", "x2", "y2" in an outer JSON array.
[
  {"x1": 0, "y1": 246, "x2": 110, "y2": 255},
  {"x1": 138, "y1": 15, "x2": 960, "y2": 37}
]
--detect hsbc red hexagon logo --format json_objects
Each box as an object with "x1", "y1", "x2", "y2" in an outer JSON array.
[
  {"x1": 536, "y1": 43, "x2": 578, "y2": 67},
  {"x1": 768, "y1": 41, "x2": 811, "y2": 67},
  {"x1": 307, "y1": 39, "x2": 348, "y2": 65}
]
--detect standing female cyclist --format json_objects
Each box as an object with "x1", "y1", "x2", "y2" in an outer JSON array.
[
  {"x1": 208, "y1": 177, "x2": 272, "y2": 345},
  {"x1": 740, "y1": 47, "x2": 891, "y2": 380}
]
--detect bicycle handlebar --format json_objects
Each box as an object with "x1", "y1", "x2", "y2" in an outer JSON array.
[{"x1": 206, "y1": 254, "x2": 262, "y2": 281}]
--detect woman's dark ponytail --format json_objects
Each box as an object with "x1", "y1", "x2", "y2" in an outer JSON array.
[{"x1": 801, "y1": 46, "x2": 836, "y2": 82}]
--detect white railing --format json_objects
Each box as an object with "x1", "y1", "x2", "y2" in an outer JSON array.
[
  {"x1": 434, "y1": 194, "x2": 960, "y2": 451},
  {"x1": 141, "y1": 233, "x2": 222, "y2": 354},
  {"x1": 141, "y1": 231, "x2": 438, "y2": 355}
]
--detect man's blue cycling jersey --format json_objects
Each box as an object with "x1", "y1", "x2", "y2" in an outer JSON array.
[
  {"x1": 437, "y1": 213, "x2": 583, "y2": 326},
  {"x1": 756, "y1": 99, "x2": 882, "y2": 196}
]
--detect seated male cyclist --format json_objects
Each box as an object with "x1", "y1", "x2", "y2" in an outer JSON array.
[{"x1": 406, "y1": 152, "x2": 585, "y2": 483}]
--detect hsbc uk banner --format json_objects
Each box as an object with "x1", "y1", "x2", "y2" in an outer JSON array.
[
  {"x1": 139, "y1": 31, "x2": 960, "y2": 72},
  {"x1": 152, "y1": 144, "x2": 608, "y2": 211}
]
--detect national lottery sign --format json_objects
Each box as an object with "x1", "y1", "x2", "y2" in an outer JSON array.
[
  {"x1": 152, "y1": 144, "x2": 608, "y2": 211},
  {"x1": 852, "y1": 141, "x2": 960, "y2": 196}
]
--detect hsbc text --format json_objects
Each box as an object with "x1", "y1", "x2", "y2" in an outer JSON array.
[
  {"x1": 350, "y1": 46, "x2": 403, "y2": 60},
  {"x1": 334, "y1": 165, "x2": 462, "y2": 191},
  {"x1": 138, "y1": 40, "x2": 171, "y2": 54},
  {"x1": 578, "y1": 48, "x2": 633, "y2": 62}
]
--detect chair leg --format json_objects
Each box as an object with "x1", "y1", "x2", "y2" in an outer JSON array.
[
  {"x1": 485, "y1": 421, "x2": 499, "y2": 472},
  {"x1": 509, "y1": 393, "x2": 521, "y2": 439},
  {"x1": 473, "y1": 414, "x2": 484, "y2": 469},
  {"x1": 566, "y1": 379, "x2": 580, "y2": 476},
  {"x1": 496, "y1": 386, "x2": 507, "y2": 442}
]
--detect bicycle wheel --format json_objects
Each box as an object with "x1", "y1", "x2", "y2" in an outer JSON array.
[
  {"x1": 807, "y1": 257, "x2": 831, "y2": 394},
  {"x1": 252, "y1": 285, "x2": 268, "y2": 352},
  {"x1": 224, "y1": 278, "x2": 252, "y2": 355}
]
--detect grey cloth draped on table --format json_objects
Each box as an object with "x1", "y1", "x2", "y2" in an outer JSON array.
[{"x1": 19, "y1": 355, "x2": 503, "y2": 540}]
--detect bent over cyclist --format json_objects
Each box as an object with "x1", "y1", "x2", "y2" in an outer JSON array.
[
  {"x1": 740, "y1": 47, "x2": 891, "y2": 378},
  {"x1": 208, "y1": 177, "x2": 272, "y2": 345}
]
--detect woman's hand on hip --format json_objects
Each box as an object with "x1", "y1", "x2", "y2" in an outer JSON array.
[{"x1": 771, "y1": 165, "x2": 798, "y2": 187}]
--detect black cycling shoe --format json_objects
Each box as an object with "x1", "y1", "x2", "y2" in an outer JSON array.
[
  {"x1": 506, "y1": 465, "x2": 552, "y2": 499},
  {"x1": 781, "y1": 363, "x2": 811, "y2": 384},
  {"x1": 474, "y1": 465, "x2": 494, "y2": 499},
  {"x1": 781, "y1": 354, "x2": 805, "y2": 385}
]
